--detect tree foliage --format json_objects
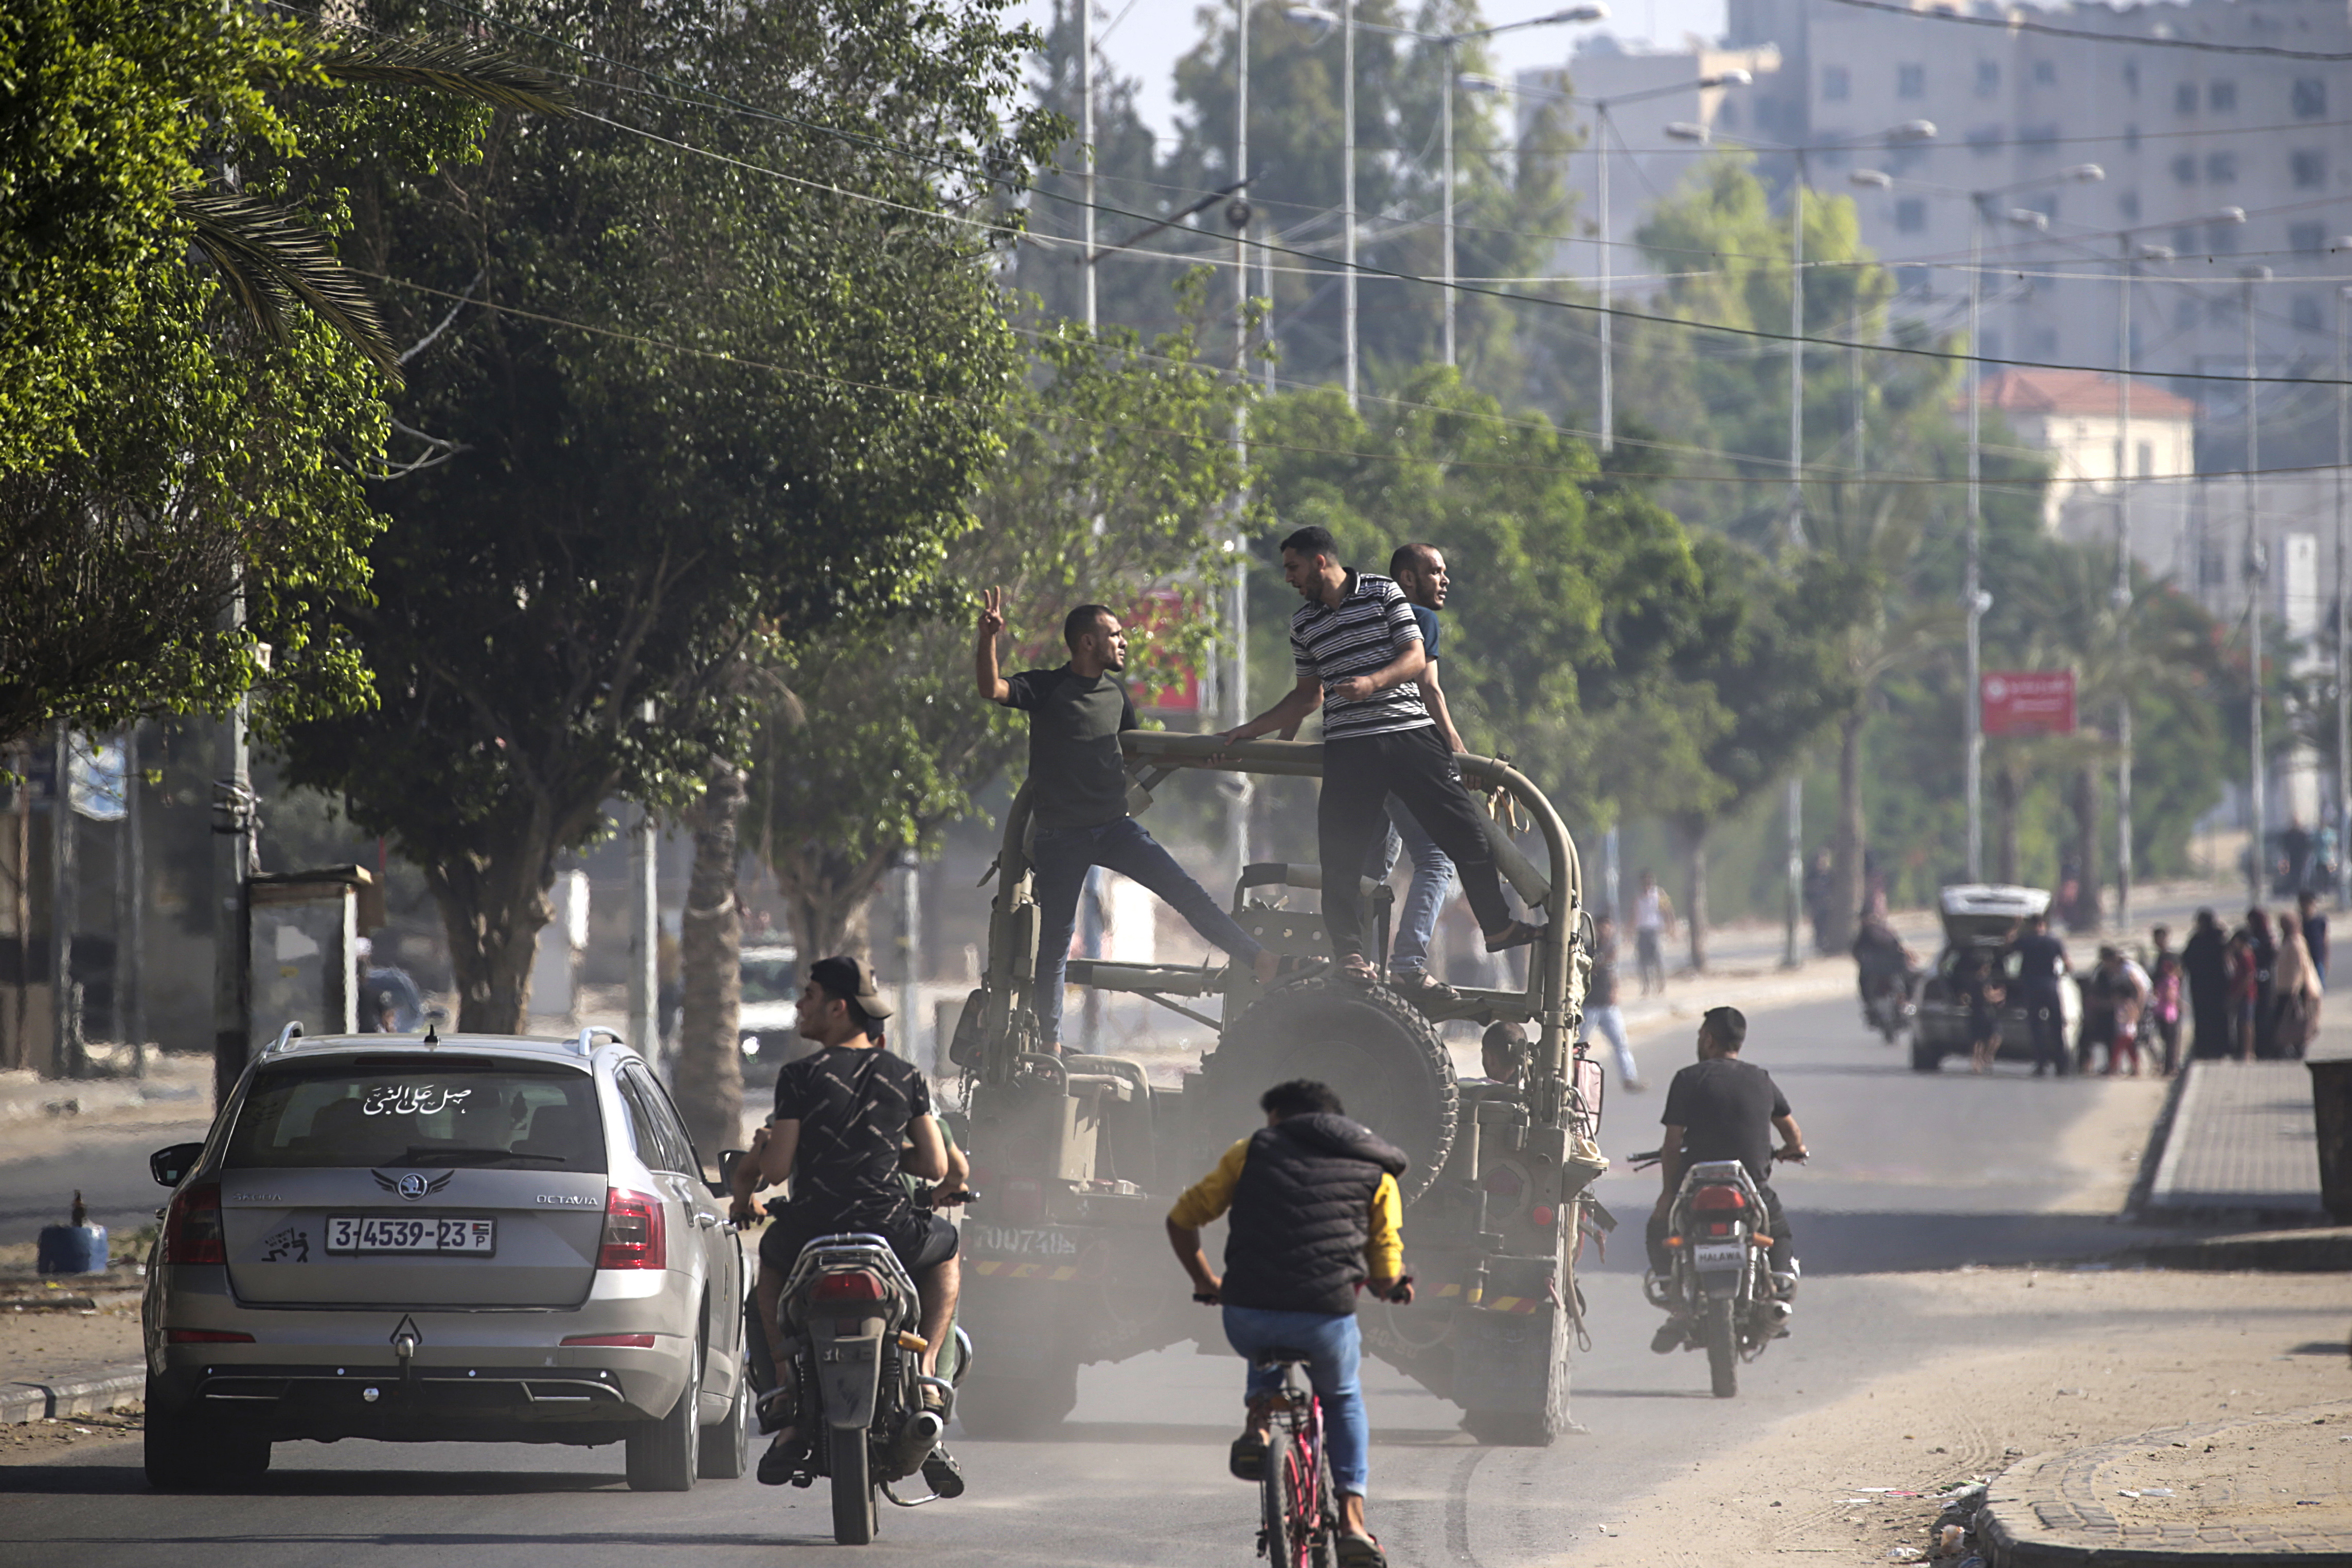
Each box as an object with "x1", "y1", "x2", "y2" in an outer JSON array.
[{"x1": 272, "y1": 0, "x2": 1061, "y2": 1030}]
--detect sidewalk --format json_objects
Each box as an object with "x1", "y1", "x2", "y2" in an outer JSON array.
[
  {"x1": 2144, "y1": 1061, "x2": 2333, "y2": 1223},
  {"x1": 1972, "y1": 1403, "x2": 2352, "y2": 1567}
]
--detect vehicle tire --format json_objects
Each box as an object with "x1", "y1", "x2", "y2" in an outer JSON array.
[
  {"x1": 697, "y1": 1359, "x2": 751, "y2": 1480},
  {"x1": 1201, "y1": 976, "x2": 1456, "y2": 1204},
  {"x1": 144, "y1": 1401, "x2": 270, "y2": 1491},
  {"x1": 830, "y1": 1428, "x2": 877, "y2": 1545},
  {"x1": 626, "y1": 1373, "x2": 701, "y2": 1492},
  {"x1": 1910, "y1": 1037, "x2": 1943, "y2": 1073},
  {"x1": 1703, "y1": 1298, "x2": 1738, "y2": 1399},
  {"x1": 954, "y1": 1362, "x2": 1079, "y2": 1439}
]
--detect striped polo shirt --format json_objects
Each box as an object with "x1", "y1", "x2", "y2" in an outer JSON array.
[{"x1": 1290, "y1": 572, "x2": 1433, "y2": 741}]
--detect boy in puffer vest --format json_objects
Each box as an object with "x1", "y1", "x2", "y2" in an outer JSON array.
[{"x1": 1166, "y1": 1079, "x2": 1414, "y2": 1568}]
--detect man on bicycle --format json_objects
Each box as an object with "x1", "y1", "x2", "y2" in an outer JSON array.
[{"x1": 1166, "y1": 1079, "x2": 1412, "y2": 1568}]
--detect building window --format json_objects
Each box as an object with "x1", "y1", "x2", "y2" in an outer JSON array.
[
  {"x1": 2293, "y1": 294, "x2": 2325, "y2": 333},
  {"x1": 1897, "y1": 63, "x2": 1925, "y2": 99},
  {"x1": 2124, "y1": 60, "x2": 2140, "y2": 94},
  {"x1": 2292, "y1": 149, "x2": 2326, "y2": 188},
  {"x1": 1895, "y1": 197, "x2": 1928, "y2": 233},
  {"x1": 2032, "y1": 60, "x2": 2057, "y2": 86},
  {"x1": 1967, "y1": 125, "x2": 2002, "y2": 156},
  {"x1": 2119, "y1": 190, "x2": 2141, "y2": 220},
  {"x1": 2209, "y1": 80, "x2": 2237, "y2": 112},
  {"x1": 2174, "y1": 81, "x2": 2198, "y2": 114},
  {"x1": 1975, "y1": 60, "x2": 1999, "y2": 97},
  {"x1": 2290, "y1": 222, "x2": 2326, "y2": 253},
  {"x1": 2170, "y1": 154, "x2": 2197, "y2": 184},
  {"x1": 2204, "y1": 151, "x2": 2238, "y2": 184},
  {"x1": 2137, "y1": 440, "x2": 2153, "y2": 476},
  {"x1": 1822, "y1": 64, "x2": 1849, "y2": 101},
  {"x1": 2293, "y1": 77, "x2": 2326, "y2": 118}
]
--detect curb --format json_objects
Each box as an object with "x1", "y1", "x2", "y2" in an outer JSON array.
[
  {"x1": 2123, "y1": 1062, "x2": 2195, "y2": 1221},
  {"x1": 1976, "y1": 1404, "x2": 2352, "y2": 1567},
  {"x1": 2123, "y1": 1226, "x2": 2352, "y2": 1272},
  {"x1": 0, "y1": 1365, "x2": 145, "y2": 1425}
]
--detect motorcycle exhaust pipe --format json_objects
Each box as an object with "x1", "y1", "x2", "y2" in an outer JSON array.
[{"x1": 888, "y1": 1408, "x2": 945, "y2": 1478}]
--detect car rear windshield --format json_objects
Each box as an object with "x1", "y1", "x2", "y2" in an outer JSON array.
[{"x1": 224, "y1": 1056, "x2": 607, "y2": 1172}]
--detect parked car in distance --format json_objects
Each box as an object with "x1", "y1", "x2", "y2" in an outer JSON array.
[
  {"x1": 736, "y1": 943, "x2": 803, "y2": 1089},
  {"x1": 1911, "y1": 884, "x2": 2079, "y2": 1072},
  {"x1": 142, "y1": 1026, "x2": 750, "y2": 1492}
]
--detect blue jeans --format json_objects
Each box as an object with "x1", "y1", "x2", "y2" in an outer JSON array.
[
  {"x1": 1580, "y1": 1002, "x2": 1638, "y2": 1083},
  {"x1": 1360, "y1": 798, "x2": 1454, "y2": 977},
  {"x1": 1221, "y1": 1304, "x2": 1369, "y2": 1498},
  {"x1": 1031, "y1": 817, "x2": 1264, "y2": 1050}
]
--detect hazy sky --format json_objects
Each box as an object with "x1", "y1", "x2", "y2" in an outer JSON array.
[{"x1": 1005, "y1": 1, "x2": 1734, "y2": 143}]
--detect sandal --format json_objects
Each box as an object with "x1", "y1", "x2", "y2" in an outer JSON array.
[
  {"x1": 1483, "y1": 918, "x2": 1546, "y2": 953},
  {"x1": 1337, "y1": 1532, "x2": 1388, "y2": 1568},
  {"x1": 1229, "y1": 1432, "x2": 1269, "y2": 1482},
  {"x1": 1388, "y1": 969, "x2": 1461, "y2": 1009},
  {"x1": 1337, "y1": 955, "x2": 1381, "y2": 987}
]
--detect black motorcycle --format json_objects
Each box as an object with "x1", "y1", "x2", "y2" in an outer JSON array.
[
  {"x1": 1858, "y1": 964, "x2": 1917, "y2": 1045},
  {"x1": 1633, "y1": 1150, "x2": 1802, "y2": 1399}
]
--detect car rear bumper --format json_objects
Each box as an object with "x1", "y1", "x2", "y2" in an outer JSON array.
[{"x1": 148, "y1": 1359, "x2": 662, "y2": 1442}]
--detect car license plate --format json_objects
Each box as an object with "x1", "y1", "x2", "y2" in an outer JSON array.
[
  {"x1": 1692, "y1": 1242, "x2": 1745, "y2": 1271},
  {"x1": 326, "y1": 1217, "x2": 496, "y2": 1255}
]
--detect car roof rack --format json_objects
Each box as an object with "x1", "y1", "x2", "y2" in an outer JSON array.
[
  {"x1": 569, "y1": 1026, "x2": 625, "y2": 1057},
  {"x1": 262, "y1": 1021, "x2": 304, "y2": 1056}
]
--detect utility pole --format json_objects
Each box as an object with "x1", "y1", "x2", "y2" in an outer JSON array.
[
  {"x1": 211, "y1": 694, "x2": 255, "y2": 1105},
  {"x1": 1783, "y1": 776, "x2": 1803, "y2": 968},
  {"x1": 1080, "y1": 0, "x2": 1096, "y2": 334},
  {"x1": 2244, "y1": 268, "x2": 2270, "y2": 903},
  {"x1": 51, "y1": 724, "x2": 79, "y2": 1079},
  {"x1": 121, "y1": 722, "x2": 145, "y2": 1076},
  {"x1": 1597, "y1": 101, "x2": 1614, "y2": 450},
  {"x1": 1787, "y1": 156, "x2": 1807, "y2": 547},
  {"x1": 1964, "y1": 199, "x2": 1985, "y2": 882},
  {"x1": 2114, "y1": 233, "x2": 2135, "y2": 934},
  {"x1": 1341, "y1": 0, "x2": 1356, "y2": 406},
  {"x1": 1441, "y1": 34, "x2": 1456, "y2": 368},
  {"x1": 899, "y1": 859, "x2": 922, "y2": 1061},
  {"x1": 627, "y1": 804, "x2": 658, "y2": 1059},
  {"x1": 2338, "y1": 286, "x2": 2350, "y2": 911},
  {"x1": 1230, "y1": 0, "x2": 1254, "y2": 886}
]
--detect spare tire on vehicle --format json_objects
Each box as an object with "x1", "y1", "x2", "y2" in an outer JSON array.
[{"x1": 1192, "y1": 977, "x2": 1457, "y2": 1205}]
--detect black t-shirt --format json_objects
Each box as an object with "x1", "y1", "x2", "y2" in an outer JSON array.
[
  {"x1": 2010, "y1": 932, "x2": 2069, "y2": 989},
  {"x1": 1662, "y1": 1057, "x2": 1790, "y2": 1186},
  {"x1": 772, "y1": 1045, "x2": 932, "y2": 1251},
  {"x1": 1000, "y1": 664, "x2": 1137, "y2": 830}
]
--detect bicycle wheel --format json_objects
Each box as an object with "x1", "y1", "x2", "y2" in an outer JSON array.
[
  {"x1": 1260, "y1": 1431, "x2": 1302, "y2": 1566},
  {"x1": 1309, "y1": 1421, "x2": 1338, "y2": 1568}
]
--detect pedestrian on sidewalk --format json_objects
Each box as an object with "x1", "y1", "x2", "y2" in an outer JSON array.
[
  {"x1": 976, "y1": 590, "x2": 1278, "y2": 1051},
  {"x1": 2007, "y1": 912, "x2": 2072, "y2": 1078},
  {"x1": 2182, "y1": 908, "x2": 2231, "y2": 1060},
  {"x1": 1217, "y1": 527, "x2": 1543, "y2": 985},
  {"x1": 1578, "y1": 912, "x2": 1644, "y2": 1091},
  {"x1": 2238, "y1": 908, "x2": 2277, "y2": 1059},
  {"x1": 1632, "y1": 871, "x2": 1674, "y2": 996},
  {"x1": 2297, "y1": 888, "x2": 2329, "y2": 987},
  {"x1": 2225, "y1": 924, "x2": 2259, "y2": 1062},
  {"x1": 2148, "y1": 925, "x2": 2184, "y2": 1077},
  {"x1": 2098, "y1": 947, "x2": 2151, "y2": 1077},
  {"x1": 1357, "y1": 543, "x2": 1462, "y2": 1011},
  {"x1": 2078, "y1": 947, "x2": 2123, "y2": 1076},
  {"x1": 2268, "y1": 908, "x2": 2322, "y2": 1059}
]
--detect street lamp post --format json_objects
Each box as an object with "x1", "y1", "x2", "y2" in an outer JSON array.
[
  {"x1": 2246, "y1": 264, "x2": 2272, "y2": 903},
  {"x1": 1081, "y1": 0, "x2": 1095, "y2": 333}
]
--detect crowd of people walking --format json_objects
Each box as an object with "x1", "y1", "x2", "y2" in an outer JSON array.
[{"x1": 2178, "y1": 892, "x2": 2328, "y2": 1064}]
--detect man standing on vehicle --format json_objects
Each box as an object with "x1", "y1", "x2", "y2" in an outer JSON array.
[
  {"x1": 728, "y1": 956, "x2": 963, "y2": 1492},
  {"x1": 2008, "y1": 912, "x2": 2072, "y2": 1078},
  {"x1": 1218, "y1": 526, "x2": 1543, "y2": 985},
  {"x1": 1645, "y1": 1007, "x2": 1805, "y2": 1353},
  {"x1": 975, "y1": 589, "x2": 1278, "y2": 1049},
  {"x1": 1167, "y1": 1078, "x2": 1412, "y2": 1568}
]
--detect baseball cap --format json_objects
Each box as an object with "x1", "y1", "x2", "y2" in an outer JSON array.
[{"x1": 808, "y1": 955, "x2": 894, "y2": 1020}]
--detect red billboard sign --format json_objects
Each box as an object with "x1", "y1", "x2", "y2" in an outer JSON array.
[{"x1": 1981, "y1": 670, "x2": 2076, "y2": 737}]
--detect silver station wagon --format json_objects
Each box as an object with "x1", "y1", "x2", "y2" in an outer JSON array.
[{"x1": 142, "y1": 1026, "x2": 750, "y2": 1491}]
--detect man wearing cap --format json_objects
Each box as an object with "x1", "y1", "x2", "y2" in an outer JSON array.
[{"x1": 729, "y1": 955, "x2": 962, "y2": 1492}]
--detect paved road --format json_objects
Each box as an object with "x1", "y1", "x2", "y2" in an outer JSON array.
[
  {"x1": 0, "y1": 1117, "x2": 212, "y2": 1241},
  {"x1": 0, "y1": 995, "x2": 2194, "y2": 1567}
]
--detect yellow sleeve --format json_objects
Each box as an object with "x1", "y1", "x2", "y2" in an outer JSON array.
[
  {"x1": 1364, "y1": 1172, "x2": 1403, "y2": 1280},
  {"x1": 1167, "y1": 1137, "x2": 1253, "y2": 1230}
]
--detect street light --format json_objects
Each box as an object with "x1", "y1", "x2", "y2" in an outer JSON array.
[
  {"x1": 1847, "y1": 161, "x2": 2106, "y2": 881},
  {"x1": 1466, "y1": 67, "x2": 1749, "y2": 450},
  {"x1": 1287, "y1": 5, "x2": 1611, "y2": 385},
  {"x1": 2244, "y1": 262, "x2": 2274, "y2": 900}
]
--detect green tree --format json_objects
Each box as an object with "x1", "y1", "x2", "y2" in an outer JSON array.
[
  {"x1": 273, "y1": 0, "x2": 1061, "y2": 1041},
  {"x1": 745, "y1": 313, "x2": 1254, "y2": 961}
]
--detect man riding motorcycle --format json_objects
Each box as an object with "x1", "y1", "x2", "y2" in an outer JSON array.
[
  {"x1": 1645, "y1": 1007, "x2": 1807, "y2": 1353},
  {"x1": 1851, "y1": 909, "x2": 1918, "y2": 1019}
]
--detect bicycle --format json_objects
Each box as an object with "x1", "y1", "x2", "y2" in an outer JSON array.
[{"x1": 1253, "y1": 1348, "x2": 1338, "y2": 1568}]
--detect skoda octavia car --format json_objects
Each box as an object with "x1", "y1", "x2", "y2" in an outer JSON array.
[{"x1": 141, "y1": 1027, "x2": 749, "y2": 1491}]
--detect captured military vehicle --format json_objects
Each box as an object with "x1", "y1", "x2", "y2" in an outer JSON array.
[{"x1": 945, "y1": 732, "x2": 1609, "y2": 1446}]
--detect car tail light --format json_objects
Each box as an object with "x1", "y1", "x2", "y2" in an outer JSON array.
[
  {"x1": 1692, "y1": 1185, "x2": 1747, "y2": 1213},
  {"x1": 161, "y1": 1181, "x2": 226, "y2": 1264},
  {"x1": 165, "y1": 1328, "x2": 254, "y2": 1344},
  {"x1": 561, "y1": 1333, "x2": 656, "y2": 1348},
  {"x1": 811, "y1": 1271, "x2": 886, "y2": 1304},
  {"x1": 597, "y1": 1188, "x2": 666, "y2": 1270}
]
